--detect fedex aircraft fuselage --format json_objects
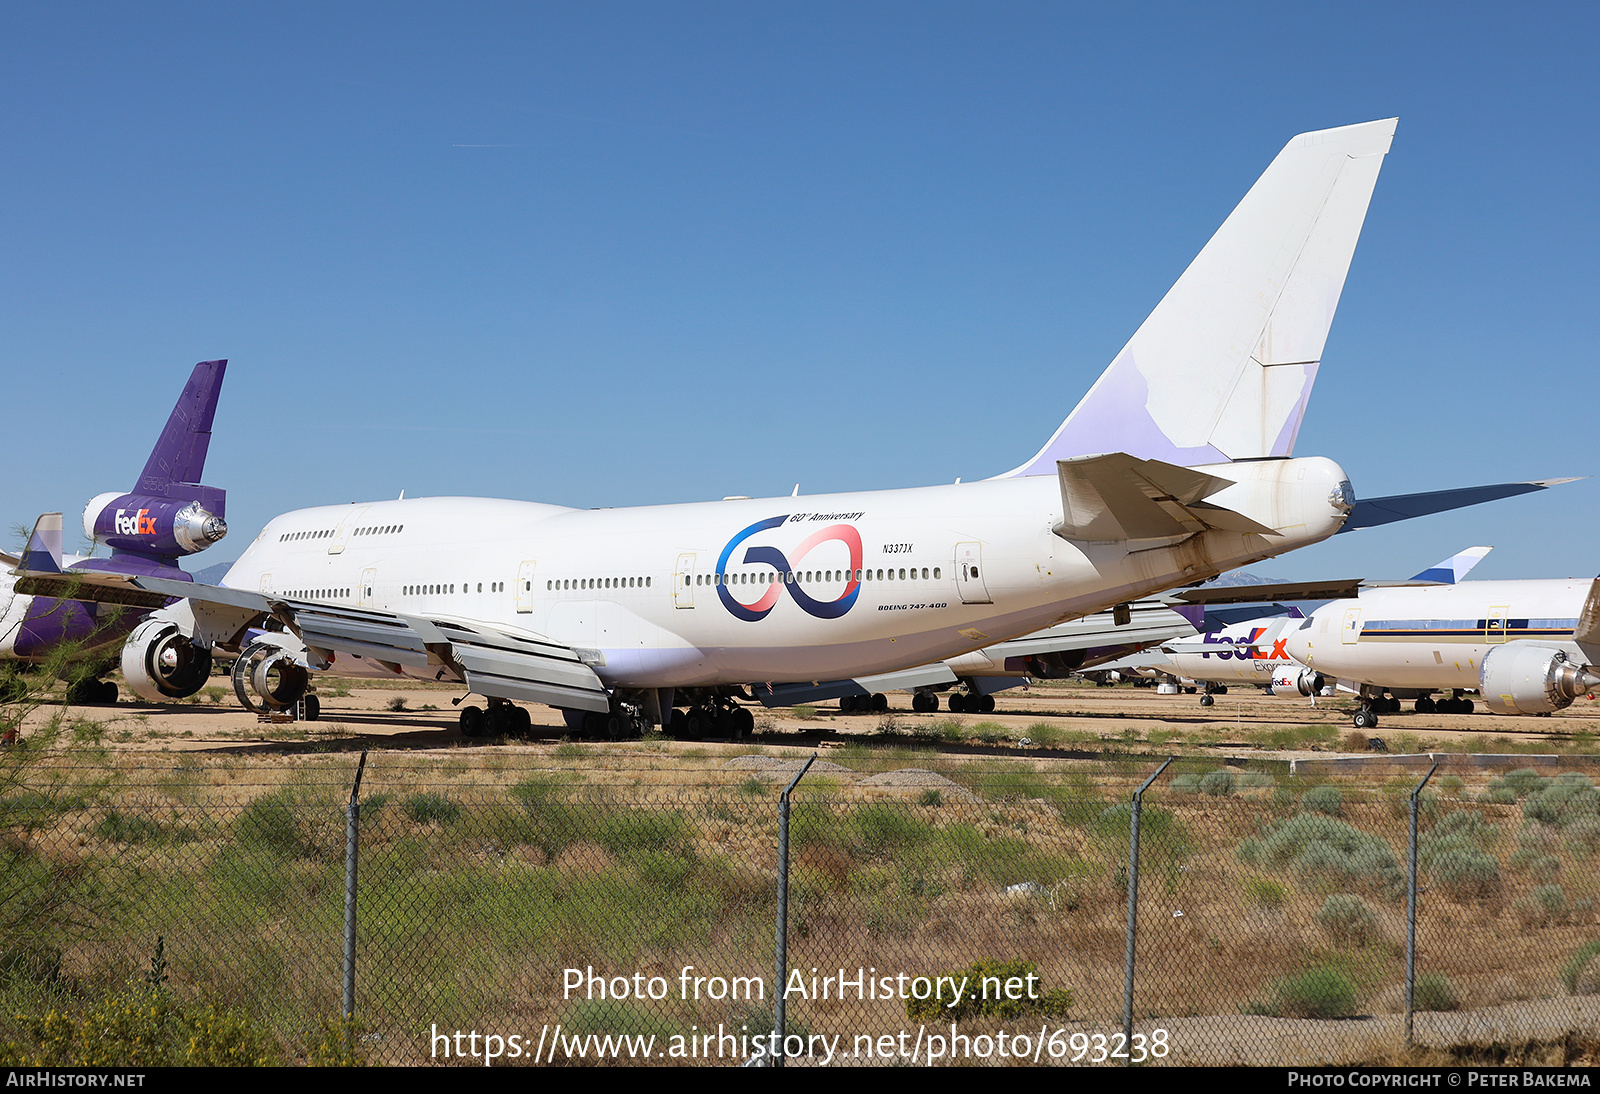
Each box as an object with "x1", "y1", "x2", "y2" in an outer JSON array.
[
  {"x1": 1288, "y1": 579, "x2": 1594, "y2": 694},
  {"x1": 224, "y1": 458, "x2": 1352, "y2": 690}
]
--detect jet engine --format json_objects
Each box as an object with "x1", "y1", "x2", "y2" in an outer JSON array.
[
  {"x1": 1022, "y1": 649, "x2": 1088, "y2": 679},
  {"x1": 231, "y1": 637, "x2": 311, "y2": 714},
  {"x1": 120, "y1": 618, "x2": 213, "y2": 701},
  {"x1": 82, "y1": 490, "x2": 227, "y2": 557},
  {"x1": 1270, "y1": 666, "x2": 1325, "y2": 697},
  {"x1": 1479, "y1": 643, "x2": 1600, "y2": 715}
]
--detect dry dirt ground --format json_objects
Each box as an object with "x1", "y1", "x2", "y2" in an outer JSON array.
[{"x1": 31, "y1": 674, "x2": 1600, "y2": 768}]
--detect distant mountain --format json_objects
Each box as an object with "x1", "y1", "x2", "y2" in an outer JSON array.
[{"x1": 191, "y1": 560, "x2": 237, "y2": 586}]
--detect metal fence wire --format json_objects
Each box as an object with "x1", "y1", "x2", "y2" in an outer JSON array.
[{"x1": 1, "y1": 752, "x2": 1598, "y2": 1066}]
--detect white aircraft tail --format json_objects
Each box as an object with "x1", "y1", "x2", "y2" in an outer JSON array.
[
  {"x1": 1005, "y1": 118, "x2": 1397, "y2": 476},
  {"x1": 1408, "y1": 546, "x2": 1492, "y2": 584}
]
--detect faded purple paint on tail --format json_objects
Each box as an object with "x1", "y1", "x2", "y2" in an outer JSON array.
[{"x1": 136, "y1": 360, "x2": 226, "y2": 495}]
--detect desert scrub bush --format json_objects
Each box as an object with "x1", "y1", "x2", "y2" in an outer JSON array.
[
  {"x1": 7, "y1": 986, "x2": 282, "y2": 1066},
  {"x1": 1249, "y1": 964, "x2": 1360, "y2": 1019},
  {"x1": 1523, "y1": 775, "x2": 1599, "y2": 829},
  {"x1": 1562, "y1": 940, "x2": 1600, "y2": 995},
  {"x1": 560, "y1": 998, "x2": 678, "y2": 1040},
  {"x1": 595, "y1": 810, "x2": 696, "y2": 857},
  {"x1": 1414, "y1": 973, "x2": 1460, "y2": 1012},
  {"x1": 1170, "y1": 773, "x2": 1201, "y2": 795},
  {"x1": 1248, "y1": 813, "x2": 1404, "y2": 901},
  {"x1": 232, "y1": 791, "x2": 321, "y2": 859},
  {"x1": 1567, "y1": 816, "x2": 1600, "y2": 858},
  {"x1": 1301, "y1": 784, "x2": 1343, "y2": 817},
  {"x1": 1244, "y1": 875, "x2": 1290, "y2": 910},
  {"x1": 400, "y1": 792, "x2": 461, "y2": 825},
  {"x1": 1239, "y1": 771, "x2": 1275, "y2": 790},
  {"x1": 1315, "y1": 893, "x2": 1381, "y2": 947},
  {"x1": 385, "y1": 695, "x2": 407, "y2": 712},
  {"x1": 1439, "y1": 775, "x2": 1465, "y2": 797},
  {"x1": 1091, "y1": 803, "x2": 1190, "y2": 861},
  {"x1": 1516, "y1": 884, "x2": 1572, "y2": 927},
  {"x1": 1509, "y1": 847, "x2": 1562, "y2": 882},
  {"x1": 1200, "y1": 770, "x2": 1237, "y2": 797},
  {"x1": 1418, "y1": 810, "x2": 1502, "y2": 899},
  {"x1": 1025, "y1": 722, "x2": 1064, "y2": 748},
  {"x1": 904, "y1": 958, "x2": 1072, "y2": 1021},
  {"x1": 1491, "y1": 768, "x2": 1550, "y2": 799}
]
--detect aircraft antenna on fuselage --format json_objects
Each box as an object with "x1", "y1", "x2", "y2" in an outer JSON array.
[{"x1": 1000, "y1": 118, "x2": 1398, "y2": 476}]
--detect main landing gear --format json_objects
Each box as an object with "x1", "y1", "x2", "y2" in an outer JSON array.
[
  {"x1": 839, "y1": 693, "x2": 888, "y2": 714},
  {"x1": 668, "y1": 699, "x2": 754, "y2": 740},
  {"x1": 458, "y1": 698, "x2": 532, "y2": 738}
]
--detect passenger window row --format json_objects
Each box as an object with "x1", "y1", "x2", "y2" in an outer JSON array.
[
  {"x1": 549, "y1": 576, "x2": 653, "y2": 591},
  {"x1": 694, "y1": 566, "x2": 938, "y2": 586}
]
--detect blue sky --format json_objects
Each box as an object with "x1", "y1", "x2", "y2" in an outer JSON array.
[{"x1": 4, "y1": 2, "x2": 1596, "y2": 585}]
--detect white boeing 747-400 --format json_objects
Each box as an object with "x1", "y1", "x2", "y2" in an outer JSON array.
[{"x1": 15, "y1": 118, "x2": 1560, "y2": 739}]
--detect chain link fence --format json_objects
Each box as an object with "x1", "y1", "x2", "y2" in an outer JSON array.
[{"x1": 1, "y1": 748, "x2": 1597, "y2": 1065}]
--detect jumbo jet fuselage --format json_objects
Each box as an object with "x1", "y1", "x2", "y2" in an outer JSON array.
[{"x1": 224, "y1": 457, "x2": 1352, "y2": 690}]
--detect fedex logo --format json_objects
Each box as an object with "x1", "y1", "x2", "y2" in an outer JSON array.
[
  {"x1": 1201, "y1": 628, "x2": 1289, "y2": 661},
  {"x1": 114, "y1": 508, "x2": 157, "y2": 536}
]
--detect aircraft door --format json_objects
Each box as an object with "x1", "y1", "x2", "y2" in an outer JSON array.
[
  {"x1": 515, "y1": 560, "x2": 538, "y2": 613},
  {"x1": 1340, "y1": 608, "x2": 1362, "y2": 645},
  {"x1": 673, "y1": 553, "x2": 697, "y2": 608},
  {"x1": 328, "y1": 507, "x2": 370, "y2": 555},
  {"x1": 1486, "y1": 606, "x2": 1510, "y2": 644},
  {"x1": 358, "y1": 567, "x2": 377, "y2": 607},
  {"x1": 954, "y1": 542, "x2": 992, "y2": 604}
]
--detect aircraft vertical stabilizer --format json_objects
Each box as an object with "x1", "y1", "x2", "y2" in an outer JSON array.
[
  {"x1": 1409, "y1": 546, "x2": 1492, "y2": 584},
  {"x1": 1005, "y1": 118, "x2": 1397, "y2": 475}
]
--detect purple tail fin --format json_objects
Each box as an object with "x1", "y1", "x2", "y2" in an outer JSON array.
[{"x1": 136, "y1": 360, "x2": 226, "y2": 495}]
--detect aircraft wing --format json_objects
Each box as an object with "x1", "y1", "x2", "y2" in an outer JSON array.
[
  {"x1": 1173, "y1": 579, "x2": 1364, "y2": 605},
  {"x1": 9, "y1": 567, "x2": 611, "y2": 713}
]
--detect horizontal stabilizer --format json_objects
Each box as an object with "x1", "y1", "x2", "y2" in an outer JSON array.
[
  {"x1": 1338, "y1": 479, "x2": 1578, "y2": 533},
  {"x1": 1054, "y1": 453, "x2": 1273, "y2": 542}
]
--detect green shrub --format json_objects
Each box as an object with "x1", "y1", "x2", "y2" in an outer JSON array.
[
  {"x1": 400, "y1": 793, "x2": 461, "y2": 825},
  {"x1": 1260, "y1": 965, "x2": 1360, "y2": 1019},
  {"x1": 1566, "y1": 816, "x2": 1600, "y2": 858},
  {"x1": 1439, "y1": 775, "x2": 1465, "y2": 797},
  {"x1": 904, "y1": 958, "x2": 1073, "y2": 1021},
  {"x1": 1523, "y1": 777, "x2": 1600, "y2": 829},
  {"x1": 233, "y1": 793, "x2": 317, "y2": 859},
  {"x1": 1491, "y1": 768, "x2": 1549, "y2": 799},
  {"x1": 1301, "y1": 785, "x2": 1343, "y2": 817},
  {"x1": 1171, "y1": 773, "x2": 1201, "y2": 794},
  {"x1": 1562, "y1": 940, "x2": 1600, "y2": 994},
  {"x1": 1419, "y1": 812, "x2": 1502, "y2": 899},
  {"x1": 1414, "y1": 973, "x2": 1460, "y2": 1012},
  {"x1": 1517, "y1": 884, "x2": 1570, "y2": 926},
  {"x1": 1315, "y1": 894, "x2": 1380, "y2": 947},
  {"x1": 1244, "y1": 875, "x2": 1290, "y2": 910},
  {"x1": 1199, "y1": 770, "x2": 1237, "y2": 797},
  {"x1": 1252, "y1": 813, "x2": 1404, "y2": 900},
  {"x1": 93, "y1": 809, "x2": 167, "y2": 844}
]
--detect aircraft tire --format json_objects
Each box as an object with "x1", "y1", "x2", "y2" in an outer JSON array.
[
  {"x1": 1200, "y1": 694, "x2": 1214, "y2": 707},
  {"x1": 1353, "y1": 709, "x2": 1377, "y2": 729},
  {"x1": 948, "y1": 693, "x2": 966, "y2": 713},
  {"x1": 978, "y1": 693, "x2": 995, "y2": 713},
  {"x1": 912, "y1": 692, "x2": 936, "y2": 714},
  {"x1": 459, "y1": 705, "x2": 485, "y2": 737},
  {"x1": 302, "y1": 694, "x2": 321, "y2": 721},
  {"x1": 513, "y1": 705, "x2": 532, "y2": 735},
  {"x1": 872, "y1": 693, "x2": 888, "y2": 713},
  {"x1": 734, "y1": 706, "x2": 754, "y2": 739}
]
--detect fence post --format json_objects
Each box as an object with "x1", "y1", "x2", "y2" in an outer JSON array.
[
  {"x1": 1405, "y1": 760, "x2": 1438, "y2": 1048},
  {"x1": 1123, "y1": 756, "x2": 1173, "y2": 1062},
  {"x1": 344, "y1": 750, "x2": 368, "y2": 1045},
  {"x1": 772, "y1": 753, "x2": 817, "y2": 1068}
]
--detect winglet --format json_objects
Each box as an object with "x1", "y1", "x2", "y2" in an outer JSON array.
[
  {"x1": 18, "y1": 513, "x2": 64, "y2": 574},
  {"x1": 1409, "y1": 546, "x2": 1492, "y2": 584},
  {"x1": 135, "y1": 360, "x2": 227, "y2": 496}
]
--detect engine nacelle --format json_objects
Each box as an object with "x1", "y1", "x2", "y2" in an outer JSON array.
[
  {"x1": 121, "y1": 618, "x2": 214, "y2": 701},
  {"x1": 231, "y1": 637, "x2": 310, "y2": 713},
  {"x1": 1479, "y1": 643, "x2": 1600, "y2": 715},
  {"x1": 83, "y1": 489, "x2": 227, "y2": 557},
  {"x1": 1270, "y1": 666, "x2": 1325, "y2": 697},
  {"x1": 1021, "y1": 649, "x2": 1088, "y2": 679}
]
